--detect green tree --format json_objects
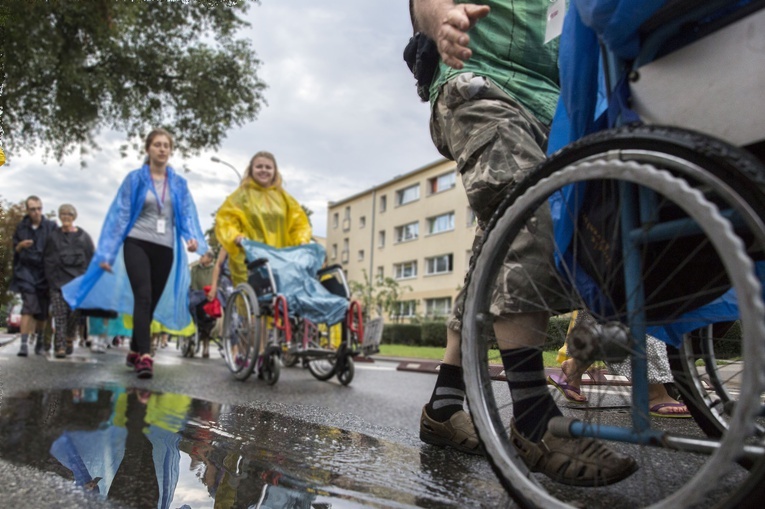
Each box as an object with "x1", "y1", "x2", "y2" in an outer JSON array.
[
  {"x1": 349, "y1": 270, "x2": 411, "y2": 322},
  {"x1": 2, "y1": 0, "x2": 266, "y2": 162},
  {"x1": 0, "y1": 198, "x2": 29, "y2": 309}
]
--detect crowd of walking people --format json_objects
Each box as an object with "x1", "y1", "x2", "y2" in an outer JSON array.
[{"x1": 10, "y1": 129, "x2": 311, "y2": 381}]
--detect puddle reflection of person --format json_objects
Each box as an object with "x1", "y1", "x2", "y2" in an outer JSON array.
[{"x1": 50, "y1": 389, "x2": 191, "y2": 508}]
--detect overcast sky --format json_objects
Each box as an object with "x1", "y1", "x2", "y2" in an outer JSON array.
[{"x1": 0, "y1": 0, "x2": 442, "y2": 256}]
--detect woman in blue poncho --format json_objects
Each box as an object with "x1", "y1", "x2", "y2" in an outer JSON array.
[{"x1": 64, "y1": 128, "x2": 208, "y2": 379}]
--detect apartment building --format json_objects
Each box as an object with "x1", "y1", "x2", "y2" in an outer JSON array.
[{"x1": 326, "y1": 159, "x2": 477, "y2": 322}]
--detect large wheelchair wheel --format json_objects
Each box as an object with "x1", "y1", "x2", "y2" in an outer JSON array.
[
  {"x1": 461, "y1": 130, "x2": 765, "y2": 508},
  {"x1": 222, "y1": 283, "x2": 261, "y2": 381}
]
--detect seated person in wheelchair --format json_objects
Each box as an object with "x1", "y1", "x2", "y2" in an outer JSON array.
[
  {"x1": 214, "y1": 151, "x2": 312, "y2": 363},
  {"x1": 189, "y1": 250, "x2": 219, "y2": 358}
]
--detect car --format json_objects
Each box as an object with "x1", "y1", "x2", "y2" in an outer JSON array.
[{"x1": 6, "y1": 303, "x2": 22, "y2": 334}]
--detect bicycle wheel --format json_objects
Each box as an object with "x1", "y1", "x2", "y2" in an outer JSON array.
[
  {"x1": 222, "y1": 283, "x2": 261, "y2": 381},
  {"x1": 462, "y1": 150, "x2": 765, "y2": 508}
]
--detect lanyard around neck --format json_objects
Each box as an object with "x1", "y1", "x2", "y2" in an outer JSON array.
[{"x1": 151, "y1": 175, "x2": 168, "y2": 216}]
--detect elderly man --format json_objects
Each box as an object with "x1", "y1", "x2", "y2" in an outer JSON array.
[{"x1": 11, "y1": 195, "x2": 56, "y2": 356}]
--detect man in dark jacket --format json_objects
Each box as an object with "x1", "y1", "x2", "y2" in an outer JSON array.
[{"x1": 11, "y1": 195, "x2": 56, "y2": 356}]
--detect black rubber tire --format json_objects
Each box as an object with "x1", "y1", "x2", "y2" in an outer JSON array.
[{"x1": 222, "y1": 283, "x2": 260, "y2": 381}]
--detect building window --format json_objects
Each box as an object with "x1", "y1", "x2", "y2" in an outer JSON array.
[
  {"x1": 378, "y1": 230, "x2": 386, "y2": 248},
  {"x1": 358, "y1": 249, "x2": 365, "y2": 261},
  {"x1": 425, "y1": 297, "x2": 452, "y2": 317},
  {"x1": 359, "y1": 216, "x2": 366, "y2": 228},
  {"x1": 343, "y1": 206, "x2": 351, "y2": 231},
  {"x1": 376, "y1": 266, "x2": 384, "y2": 281},
  {"x1": 331, "y1": 244, "x2": 337, "y2": 260},
  {"x1": 395, "y1": 300, "x2": 417, "y2": 318},
  {"x1": 394, "y1": 260, "x2": 417, "y2": 280},
  {"x1": 428, "y1": 171, "x2": 456, "y2": 194},
  {"x1": 396, "y1": 184, "x2": 420, "y2": 206},
  {"x1": 341, "y1": 238, "x2": 349, "y2": 263},
  {"x1": 332, "y1": 213, "x2": 339, "y2": 229},
  {"x1": 395, "y1": 221, "x2": 419, "y2": 243},
  {"x1": 379, "y1": 195, "x2": 387, "y2": 213},
  {"x1": 427, "y1": 212, "x2": 455, "y2": 235},
  {"x1": 466, "y1": 207, "x2": 477, "y2": 227},
  {"x1": 426, "y1": 254, "x2": 454, "y2": 275}
]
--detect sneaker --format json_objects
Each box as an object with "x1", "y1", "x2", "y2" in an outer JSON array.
[
  {"x1": 135, "y1": 355, "x2": 154, "y2": 379},
  {"x1": 65, "y1": 344, "x2": 74, "y2": 356},
  {"x1": 509, "y1": 419, "x2": 638, "y2": 487},
  {"x1": 34, "y1": 337, "x2": 44, "y2": 355},
  {"x1": 17, "y1": 343, "x2": 29, "y2": 357},
  {"x1": 126, "y1": 351, "x2": 140, "y2": 369},
  {"x1": 91, "y1": 337, "x2": 106, "y2": 354},
  {"x1": 419, "y1": 406, "x2": 484, "y2": 456},
  {"x1": 234, "y1": 354, "x2": 249, "y2": 369},
  {"x1": 54, "y1": 347, "x2": 67, "y2": 359}
]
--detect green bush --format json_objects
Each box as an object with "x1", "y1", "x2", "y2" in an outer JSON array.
[
  {"x1": 421, "y1": 321, "x2": 448, "y2": 347},
  {"x1": 382, "y1": 323, "x2": 421, "y2": 346},
  {"x1": 545, "y1": 315, "x2": 571, "y2": 352}
]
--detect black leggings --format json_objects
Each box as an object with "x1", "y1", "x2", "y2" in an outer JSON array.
[{"x1": 124, "y1": 237, "x2": 174, "y2": 355}]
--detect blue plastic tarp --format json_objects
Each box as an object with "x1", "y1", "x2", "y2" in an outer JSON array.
[{"x1": 241, "y1": 240, "x2": 349, "y2": 326}]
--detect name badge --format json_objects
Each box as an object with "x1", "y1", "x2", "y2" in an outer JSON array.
[
  {"x1": 157, "y1": 218, "x2": 167, "y2": 234},
  {"x1": 545, "y1": 0, "x2": 566, "y2": 44}
]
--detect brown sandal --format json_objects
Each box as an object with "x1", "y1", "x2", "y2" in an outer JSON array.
[{"x1": 510, "y1": 420, "x2": 637, "y2": 487}]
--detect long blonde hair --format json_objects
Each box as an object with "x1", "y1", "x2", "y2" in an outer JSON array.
[{"x1": 243, "y1": 151, "x2": 283, "y2": 188}]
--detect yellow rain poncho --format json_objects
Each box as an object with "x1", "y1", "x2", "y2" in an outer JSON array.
[{"x1": 215, "y1": 179, "x2": 312, "y2": 286}]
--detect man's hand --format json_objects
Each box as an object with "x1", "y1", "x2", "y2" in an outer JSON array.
[
  {"x1": 187, "y1": 239, "x2": 198, "y2": 253},
  {"x1": 420, "y1": 3, "x2": 490, "y2": 70},
  {"x1": 206, "y1": 284, "x2": 217, "y2": 302},
  {"x1": 16, "y1": 239, "x2": 33, "y2": 252},
  {"x1": 100, "y1": 262, "x2": 113, "y2": 273}
]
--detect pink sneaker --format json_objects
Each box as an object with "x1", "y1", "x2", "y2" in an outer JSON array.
[
  {"x1": 126, "y1": 351, "x2": 140, "y2": 369},
  {"x1": 135, "y1": 355, "x2": 154, "y2": 379}
]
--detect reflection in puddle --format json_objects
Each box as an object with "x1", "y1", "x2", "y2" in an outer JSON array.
[{"x1": 0, "y1": 387, "x2": 504, "y2": 508}]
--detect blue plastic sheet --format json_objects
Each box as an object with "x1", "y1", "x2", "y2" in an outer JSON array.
[
  {"x1": 241, "y1": 240, "x2": 349, "y2": 326},
  {"x1": 547, "y1": 0, "x2": 755, "y2": 346}
]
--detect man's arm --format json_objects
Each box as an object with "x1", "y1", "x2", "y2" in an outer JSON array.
[{"x1": 413, "y1": 0, "x2": 490, "y2": 70}]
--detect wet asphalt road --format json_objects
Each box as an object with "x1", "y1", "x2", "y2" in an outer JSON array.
[
  {"x1": 0, "y1": 334, "x2": 513, "y2": 508},
  {"x1": 0, "y1": 334, "x2": 748, "y2": 509}
]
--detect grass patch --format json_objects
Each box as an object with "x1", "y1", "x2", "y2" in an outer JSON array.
[{"x1": 376, "y1": 344, "x2": 565, "y2": 367}]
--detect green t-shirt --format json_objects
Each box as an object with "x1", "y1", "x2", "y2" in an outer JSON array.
[
  {"x1": 190, "y1": 263, "x2": 214, "y2": 291},
  {"x1": 430, "y1": 0, "x2": 560, "y2": 125}
]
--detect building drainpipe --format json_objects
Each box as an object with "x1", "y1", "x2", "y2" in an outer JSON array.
[{"x1": 369, "y1": 189, "x2": 376, "y2": 283}]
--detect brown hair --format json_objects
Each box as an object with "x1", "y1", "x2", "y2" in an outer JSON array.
[
  {"x1": 145, "y1": 128, "x2": 175, "y2": 152},
  {"x1": 25, "y1": 195, "x2": 42, "y2": 209},
  {"x1": 245, "y1": 150, "x2": 282, "y2": 188}
]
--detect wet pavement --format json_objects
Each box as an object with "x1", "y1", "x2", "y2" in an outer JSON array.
[{"x1": 0, "y1": 386, "x2": 509, "y2": 508}]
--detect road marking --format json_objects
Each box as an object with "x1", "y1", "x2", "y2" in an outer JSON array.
[{"x1": 355, "y1": 364, "x2": 396, "y2": 371}]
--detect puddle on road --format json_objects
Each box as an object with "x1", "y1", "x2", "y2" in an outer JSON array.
[{"x1": 0, "y1": 387, "x2": 505, "y2": 508}]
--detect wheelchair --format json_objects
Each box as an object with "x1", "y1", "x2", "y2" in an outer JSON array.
[
  {"x1": 177, "y1": 289, "x2": 223, "y2": 359},
  {"x1": 460, "y1": 2, "x2": 765, "y2": 507},
  {"x1": 221, "y1": 240, "x2": 368, "y2": 386}
]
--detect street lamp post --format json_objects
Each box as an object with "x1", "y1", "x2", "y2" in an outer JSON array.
[{"x1": 210, "y1": 156, "x2": 243, "y2": 182}]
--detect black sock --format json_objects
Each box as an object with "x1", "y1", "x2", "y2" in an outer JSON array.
[
  {"x1": 502, "y1": 347, "x2": 561, "y2": 442},
  {"x1": 426, "y1": 363, "x2": 465, "y2": 422}
]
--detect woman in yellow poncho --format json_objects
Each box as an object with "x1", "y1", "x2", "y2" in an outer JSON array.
[{"x1": 215, "y1": 150, "x2": 312, "y2": 287}]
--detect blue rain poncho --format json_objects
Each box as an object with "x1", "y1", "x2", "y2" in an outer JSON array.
[{"x1": 63, "y1": 165, "x2": 208, "y2": 330}]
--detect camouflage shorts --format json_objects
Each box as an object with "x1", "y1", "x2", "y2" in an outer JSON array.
[{"x1": 429, "y1": 74, "x2": 567, "y2": 330}]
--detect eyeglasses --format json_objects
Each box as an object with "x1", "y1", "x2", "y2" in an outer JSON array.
[
  {"x1": 59, "y1": 212, "x2": 74, "y2": 217},
  {"x1": 27, "y1": 207, "x2": 42, "y2": 212}
]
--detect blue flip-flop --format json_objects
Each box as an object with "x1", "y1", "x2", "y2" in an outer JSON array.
[{"x1": 548, "y1": 372, "x2": 588, "y2": 404}]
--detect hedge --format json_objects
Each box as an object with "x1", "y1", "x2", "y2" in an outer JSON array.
[
  {"x1": 380, "y1": 315, "x2": 572, "y2": 349},
  {"x1": 378, "y1": 317, "x2": 743, "y2": 358}
]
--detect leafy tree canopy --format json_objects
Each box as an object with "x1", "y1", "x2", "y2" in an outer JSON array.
[{"x1": 1, "y1": 0, "x2": 266, "y2": 162}]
